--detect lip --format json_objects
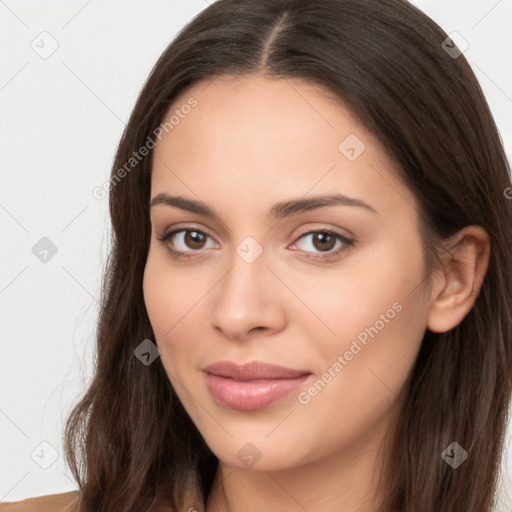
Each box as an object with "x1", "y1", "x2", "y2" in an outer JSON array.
[
  {"x1": 203, "y1": 360, "x2": 311, "y2": 380},
  {"x1": 203, "y1": 360, "x2": 313, "y2": 411}
]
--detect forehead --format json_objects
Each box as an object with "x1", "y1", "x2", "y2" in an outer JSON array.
[
  {"x1": 156, "y1": 74, "x2": 369, "y2": 159},
  {"x1": 151, "y1": 74, "x2": 416, "y2": 222}
]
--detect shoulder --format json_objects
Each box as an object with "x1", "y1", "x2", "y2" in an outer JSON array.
[{"x1": 0, "y1": 490, "x2": 80, "y2": 512}]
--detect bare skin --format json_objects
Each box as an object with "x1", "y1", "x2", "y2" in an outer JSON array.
[{"x1": 143, "y1": 74, "x2": 490, "y2": 512}]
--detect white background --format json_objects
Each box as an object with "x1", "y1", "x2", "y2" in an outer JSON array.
[{"x1": 1, "y1": 0, "x2": 511, "y2": 508}]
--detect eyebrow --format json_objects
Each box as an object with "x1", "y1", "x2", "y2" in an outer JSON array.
[{"x1": 150, "y1": 192, "x2": 379, "y2": 219}]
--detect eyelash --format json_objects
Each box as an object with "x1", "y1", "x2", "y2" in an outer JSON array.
[{"x1": 157, "y1": 228, "x2": 355, "y2": 262}]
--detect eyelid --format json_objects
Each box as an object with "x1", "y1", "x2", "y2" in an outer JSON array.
[
  {"x1": 157, "y1": 226, "x2": 219, "y2": 248},
  {"x1": 157, "y1": 222, "x2": 217, "y2": 241},
  {"x1": 292, "y1": 224, "x2": 354, "y2": 242}
]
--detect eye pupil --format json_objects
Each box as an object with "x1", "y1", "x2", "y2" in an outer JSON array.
[
  {"x1": 185, "y1": 230, "x2": 206, "y2": 249},
  {"x1": 313, "y1": 232, "x2": 336, "y2": 251}
]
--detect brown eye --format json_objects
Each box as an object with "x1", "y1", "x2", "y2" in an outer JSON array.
[
  {"x1": 311, "y1": 232, "x2": 336, "y2": 251},
  {"x1": 157, "y1": 228, "x2": 218, "y2": 258},
  {"x1": 184, "y1": 230, "x2": 207, "y2": 249},
  {"x1": 290, "y1": 229, "x2": 355, "y2": 262}
]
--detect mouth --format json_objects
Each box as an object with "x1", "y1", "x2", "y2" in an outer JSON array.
[{"x1": 203, "y1": 360, "x2": 313, "y2": 411}]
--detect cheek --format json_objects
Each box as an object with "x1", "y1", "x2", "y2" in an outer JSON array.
[
  {"x1": 292, "y1": 237, "x2": 425, "y2": 346},
  {"x1": 301, "y1": 296, "x2": 425, "y2": 451},
  {"x1": 142, "y1": 250, "x2": 209, "y2": 369},
  {"x1": 143, "y1": 255, "x2": 173, "y2": 337},
  {"x1": 293, "y1": 230, "x2": 428, "y2": 411},
  {"x1": 291, "y1": 269, "x2": 427, "y2": 462},
  {"x1": 143, "y1": 248, "x2": 195, "y2": 333}
]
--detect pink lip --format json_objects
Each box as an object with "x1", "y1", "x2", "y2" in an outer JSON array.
[
  {"x1": 203, "y1": 360, "x2": 311, "y2": 380},
  {"x1": 203, "y1": 360, "x2": 312, "y2": 411}
]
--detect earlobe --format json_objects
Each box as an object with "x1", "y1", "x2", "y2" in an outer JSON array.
[{"x1": 426, "y1": 225, "x2": 491, "y2": 333}]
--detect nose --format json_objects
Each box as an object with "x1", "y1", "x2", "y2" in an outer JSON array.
[{"x1": 209, "y1": 247, "x2": 287, "y2": 340}]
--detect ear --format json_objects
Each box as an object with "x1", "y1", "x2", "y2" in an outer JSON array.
[{"x1": 426, "y1": 225, "x2": 490, "y2": 333}]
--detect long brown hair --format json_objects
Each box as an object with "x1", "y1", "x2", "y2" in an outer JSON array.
[{"x1": 64, "y1": 1, "x2": 512, "y2": 510}]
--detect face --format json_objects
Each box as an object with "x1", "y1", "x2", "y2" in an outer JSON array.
[{"x1": 143, "y1": 74, "x2": 432, "y2": 472}]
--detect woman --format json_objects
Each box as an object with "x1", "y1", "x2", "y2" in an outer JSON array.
[{"x1": 4, "y1": 0, "x2": 511, "y2": 510}]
